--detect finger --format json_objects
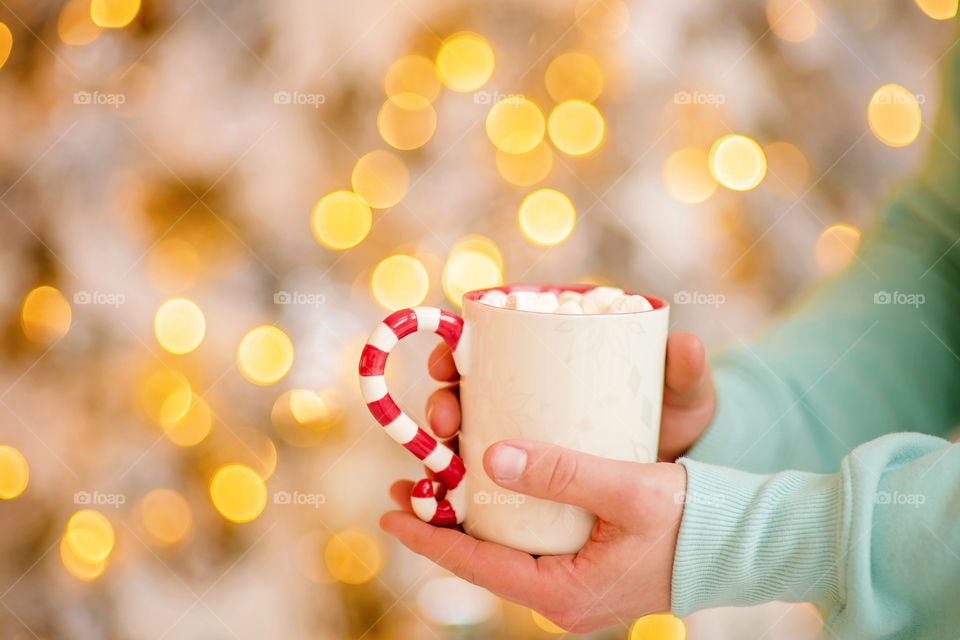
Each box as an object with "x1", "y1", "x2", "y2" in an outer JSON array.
[
  {"x1": 428, "y1": 343, "x2": 459, "y2": 382},
  {"x1": 664, "y1": 332, "x2": 707, "y2": 407},
  {"x1": 483, "y1": 440, "x2": 646, "y2": 523},
  {"x1": 389, "y1": 480, "x2": 415, "y2": 511},
  {"x1": 380, "y1": 510, "x2": 556, "y2": 606},
  {"x1": 426, "y1": 385, "x2": 461, "y2": 438}
]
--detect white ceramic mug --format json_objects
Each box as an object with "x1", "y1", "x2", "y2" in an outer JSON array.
[{"x1": 359, "y1": 284, "x2": 669, "y2": 555}]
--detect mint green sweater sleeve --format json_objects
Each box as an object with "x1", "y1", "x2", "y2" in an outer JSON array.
[{"x1": 669, "y1": 22, "x2": 960, "y2": 637}]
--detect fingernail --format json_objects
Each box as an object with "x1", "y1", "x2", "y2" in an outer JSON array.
[{"x1": 490, "y1": 445, "x2": 527, "y2": 481}]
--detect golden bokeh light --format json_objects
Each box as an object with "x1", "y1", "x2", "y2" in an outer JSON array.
[
  {"x1": 531, "y1": 610, "x2": 567, "y2": 634},
  {"x1": 146, "y1": 237, "x2": 201, "y2": 293},
  {"x1": 66, "y1": 509, "x2": 115, "y2": 564},
  {"x1": 140, "y1": 489, "x2": 192, "y2": 545},
  {"x1": 58, "y1": 0, "x2": 102, "y2": 46},
  {"x1": 21, "y1": 286, "x2": 72, "y2": 344},
  {"x1": 709, "y1": 134, "x2": 767, "y2": 191},
  {"x1": 60, "y1": 535, "x2": 105, "y2": 581},
  {"x1": 663, "y1": 147, "x2": 718, "y2": 204},
  {"x1": 545, "y1": 52, "x2": 604, "y2": 103},
  {"x1": 485, "y1": 96, "x2": 546, "y2": 155},
  {"x1": 163, "y1": 394, "x2": 212, "y2": 446},
  {"x1": 435, "y1": 32, "x2": 495, "y2": 92},
  {"x1": 628, "y1": 613, "x2": 687, "y2": 640},
  {"x1": 575, "y1": 0, "x2": 630, "y2": 40},
  {"x1": 209, "y1": 464, "x2": 267, "y2": 523},
  {"x1": 311, "y1": 191, "x2": 372, "y2": 250},
  {"x1": 139, "y1": 368, "x2": 192, "y2": 426},
  {"x1": 764, "y1": 141, "x2": 810, "y2": 196},
  {"x1": 371, "y1": 255, "x2": 430, "y2": 310},
  {"x1": 442, "y1": 249, "x2": 504, "y2": 306},
  {"x1": 90, "y1": 0, "x2": 141, "y2": 28},
  {"x1": 351, "y1": 150, "x2": 410, "y2": 209},
  {"x1": 377, "y1": 92, "x2": 437, "y2": 150},
  {"x1": 766, "y1": 0, "x2": 818, "y2": 43},
  {"x1": 816, "y1": 223, "x2": 861, "y2": 275},
  {"x1": 0, "y1": 23, "x2": 11, "y2": 69},
  {"x1": 0, "y1": 445, "x2": 28, "y2": 499},
  {"x1": 548, "y1": 100, "x2": 605, "y2": 156},
  {"x1": 324, "y1": 529, "x2": 382, "y2": 585},
  {"x1": 272, "y1": 389, "x2": 343, "y2": 447},
  {"x1": 384, "y1": 54, "x2": 441, "y2": 102},
  {"x1": 290, "y1": 389, "x2": 335, "y2": 426},
  {"x1": 495, "y1": 143, "x2": 554, "y2": 187},
  {"x1": 237, "y1": 326, "x2": 294, "y2": 385},
  {"x1": 518, "y1": 189, "x2": 576, "y2": 246},
  {"x1": 154, "y1": 298, "x2": 206, "y2": 355},
  {"x1": 451, "y1": 235, "x2": 504, "y2": 269},
  {"x1": 915, "y1": 0, "x2": 958, "y2": 19},
  {"x1": 868, "y1": 84, "x2": 922, "y2": 147}
]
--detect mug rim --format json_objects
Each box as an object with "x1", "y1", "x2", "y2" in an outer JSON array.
[{"x1": 462, "y1": 283, "x2": 668, "y2": 315}]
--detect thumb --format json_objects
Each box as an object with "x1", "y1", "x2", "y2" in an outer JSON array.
[{"x1": 482, "y1": 440, "x2": 641, "y2": 522}]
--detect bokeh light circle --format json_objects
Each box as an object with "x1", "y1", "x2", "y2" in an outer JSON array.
[
  {"x1": 163, "y1": 394, "x2": 212, "y2": 446},
  {"x1": 371, "y1": 255, "x2": 429, "y2": 310},
  {"x1": 518, "y1": 189, "x2": 576, "y2": 246},
  {"x1": 90, "y1": 0, "x2": 141, "y2": 28},
  {"x1": 351, "y1": 150, "x2": 410, "y2": 209},
  {"x1": 663, "y1": 148, "x2": 718, "y2": 204},
  {"x1": 442, "y1": 250, "x2": 503, "y2": 307},
  {"x1": 545, "y1": 52, "x2": 604, "y2": 103},
  {"x1": 0, "y1": 23, "x2": 11, "y2": 69},
  {"x1": 628, "y1": 613, "x2": 686, "y2": 640},
  {"x1": 237, "y1": 326, "x2": 294, "y2": 385},
  {"x1": 709, "y1": 134, "x2": 767, "y2": 191},
  {"x1": 384, "y1": 54, "x2": 441, "y2": 102},
  {"x1": 66, "y1": 510, "x2": 115, "y2": 564},
  {"x1": 311, "y1": 191, "x2": 372, "y2": 249},
  {"x1": 531, "y1": 610, "x2": 567, "y2": 633},
  {"x1": 915, "y1": 0, "x2": 958, "y2": 19},
  {"x1": 0, "y1": 445, "x2": 28, "y2": 499},
  {"x1": 816, "y1": 223, "x2": 861, "y2": 275},
  {"x1": 58, "y1": 0, "x2": 102, "y2": 46},
  {"x1": 21, "y1": 286, "x2": 71, "y2": 344},
  {"x1": 548, "y1": 100, "x2": 605, "y2": 156},
  {"x1": 766, "y1": 0, "x2": 818, "y2": 42},
  {"x1": 868, "y1": 84, "x2": 922, "y2": 147},
  {"x1": 485, "y1": 96, "x2": 545, "y2": 154},
  {"x1": 435, "y1": 32, "x2": 495, "y2": 92},
  {"x1": 324, "y1": 529, "x2": 382, "y2": 584},
  {"x1": 140, "y1": 488, "x2": 192, "y2": 545},
  {"x1": 377, "y1": 92, "x2": 437, "y2": 150},
  {"x1": 209, "y1": 464, "x2": 267, "y2": 523},
  {"x1": 154, "y1": 298, "x2": 206, "y2": 354}
]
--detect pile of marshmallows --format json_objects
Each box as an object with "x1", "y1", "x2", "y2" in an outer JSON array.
[{"x1": 478, "y1": 286, "x2": 654, "y2": 315}]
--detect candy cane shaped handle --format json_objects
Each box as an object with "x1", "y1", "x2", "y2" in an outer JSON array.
[{"x1": 359, "y1": 307, "x2": 467, "y2": 525}]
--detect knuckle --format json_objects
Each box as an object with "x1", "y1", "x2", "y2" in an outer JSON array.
[{"x1": 543, "y1": 451, "x2": 579, "y2": 499}]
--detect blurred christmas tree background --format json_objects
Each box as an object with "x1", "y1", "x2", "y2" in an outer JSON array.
[{"x1": 0, "y1": 0, "x2": 954, "y2": 637}]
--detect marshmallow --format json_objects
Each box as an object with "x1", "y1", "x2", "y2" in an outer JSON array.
[
  {"x1": 556, "y1": 300, "x2": 584, "y2": 314},
  {"x1": 538, "y1": 292, "x2": 559, "y2": 313},
  {"x1": 611, "y1": 294, "x2": 654, "y2": 313},
  {"x1": 479, "y1": 290, "x2": 507, "y2": 308},
  {"x1": 557, "y1": 291, "x2": 583, "y2": 305},
  {"x1": 580, "y1": 286, "x2": 624, "y2": 314},
  {"x1": 505, "y1": 291, "x2": 540, "y2": 311}
]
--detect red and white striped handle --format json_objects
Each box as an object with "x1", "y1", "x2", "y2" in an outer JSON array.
[{"x1": 359, "y1": 307, "x2": 467, "y2": 525}]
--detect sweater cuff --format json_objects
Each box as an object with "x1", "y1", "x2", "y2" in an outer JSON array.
[{"x1": 671, "y1": 458, "x2": 845, "y2": 616}]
